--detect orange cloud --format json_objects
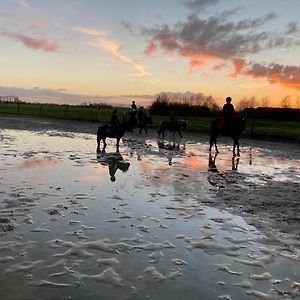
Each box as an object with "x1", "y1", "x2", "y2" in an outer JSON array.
[
  {"x1": 144, "y1": 41, "x2": 158, "y2": 57},
  {"x1": 240, "y1": 62, "x2": 300, "y2": 92}
]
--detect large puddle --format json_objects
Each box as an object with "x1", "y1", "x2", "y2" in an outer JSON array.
[{"x1": 0, "y1": 129, "x2": 299, "y2": 300}]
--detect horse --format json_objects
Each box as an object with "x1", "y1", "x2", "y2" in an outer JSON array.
[
  {"x1": 209, "y1": 113, "x2": 246, "y2": 157},
  {"x1": 123, "y1": 110, "x2": 138, "y2": 131},
  {"x1": 97, "y1": 123, "x2": 128, "y2": 150},
  {"x1": 157, "y1": 119, "x2": 187, "y2": 138}
]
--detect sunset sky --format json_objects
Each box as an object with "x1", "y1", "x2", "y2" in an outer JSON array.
[{"x1": 1, "y1": 0, "x2": 300, "y2": 107}]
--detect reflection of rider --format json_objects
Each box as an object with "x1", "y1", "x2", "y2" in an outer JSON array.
[
  {"x1": 110, "y1": 109, "x2": 120, "y2": 131},
  {"x1": 108, "y1": 164, "x2": 118, "y2": 182},
  {"x1": 222, "y1": 97, "x2": 235, "y2": 132},
  {"x1": 96, "y1": 147, "x2": 130, "y2": 182}
]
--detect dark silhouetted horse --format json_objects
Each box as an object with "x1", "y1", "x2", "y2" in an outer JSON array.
[
  {"x1": 157, "y1": 120, "x2": 187, "y2": 138},
  {"x1": 123, "y1": 110, "x2": 153, "y2": 133},
  {"x1": 123, "y1": 110, "x2": 138, "y2": 131},
  {"x1": 209, "y1": 113, "x2": 246, "y2": 156},
  {"x1": 97, "y1": 123, "x2": 128, "y2": 150}
]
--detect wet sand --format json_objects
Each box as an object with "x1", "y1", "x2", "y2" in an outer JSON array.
[
  {"x1": 0, "y1": 114, "x2": 299, "y2": 300},
  {"x1": 1, "y1": 114, "x2": 299, "y2": 237}
]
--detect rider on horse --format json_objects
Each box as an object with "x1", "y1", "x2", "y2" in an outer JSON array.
[
  {"x1": 222, "y1": 96, "x2": 235, "y2": 133},
  {"x1": 109, "y1": 109, "x2": 120, "y2": 132}
]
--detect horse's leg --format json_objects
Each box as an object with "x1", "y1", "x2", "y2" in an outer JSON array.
[
  {"x1": 233, "y1": 139, "x2": 240, "y2": 157},
  {"x1": 97, "y1": 129, "x2": 100, "y2": 147},
  {"x1": 97, "y1": 135, "x2": 100, "y2": 148},
  {"x1": 209, "y1": 135, "x2": 213, "y2": 152},
  {"x1": 178, "y1": 129, "x2": 182, "y2": 138},
  {"x1": 103, "y1": 138, "x2": 107, "y2": 149},
  {"x1": 233, "y1": 141, "x2": 236, "y2": 157},
  {"x1": 214, "y1": 140, "x2": 219, "y2": 153},
  {"x1": 236, "y1": 140, "x2": 240, "y2": 157},
  {"x1": 209, "y1": 135, "x2": 218, "y2": 153}
]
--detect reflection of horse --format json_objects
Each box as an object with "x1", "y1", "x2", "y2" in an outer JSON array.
[
  {"x1": 232, "y1": 156, "x2": 239, "y2": 170},
  {"x1": 97, "y1": 123, "x2": 128, "y2": 150},
  {"x1": 157, "y1": 141, "x2": 181, "y2": 151},
  {"x1": 157, "y1": 120, "x2": 187, "y2": 138},
  {"x1": 157, "y1": 141, "x2": 185, "y2": 166},
  {"x1": 96, "y1": 147, "x2": 130, "y2": 182},
  {"x1": 208, "y1": 153, "x2": 218, "y2": 173},
  {"x1": 209, "y1": 113, "x2": 246, "y2": 157}
]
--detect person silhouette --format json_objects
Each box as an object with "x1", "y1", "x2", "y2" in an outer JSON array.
[
  {"x1": 131, "y1": 100, "x2": 137, "y2": 111},
  {"x1": 222, "y1": 97, "x2": 235, "y2": 132},
  {"x1": 109, "y1": 109, "x2": 120, "y2": 132}
]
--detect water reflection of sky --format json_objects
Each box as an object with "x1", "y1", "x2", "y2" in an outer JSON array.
[{"x1": 0, "y1": 129, "x2": 299, "y2": 300}]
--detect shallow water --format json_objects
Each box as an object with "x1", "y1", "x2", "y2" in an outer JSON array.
[{"x1": 0, "y1": 129, "x2": 299, "y2": 300}]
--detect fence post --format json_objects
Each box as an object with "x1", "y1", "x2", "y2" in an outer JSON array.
[
  {"x1": 39, "y1": 104, "x2": 43, "y2": 116},
  {"x1": 64, "y1": 104, "x2": 69, "y2": 118}
]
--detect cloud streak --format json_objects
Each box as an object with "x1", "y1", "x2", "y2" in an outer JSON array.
[
  {"x1": 91, "y1": 37, "x2": 158, "y2": 83},
  {"x1": 73, "y1": 26, "x2": 107, "y2": 37},
  {"x1": 0, "y1": 27, "x2": 60, "y2": 52}
]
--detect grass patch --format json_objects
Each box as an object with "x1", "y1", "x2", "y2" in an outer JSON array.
[{"x1": 0, "y1": 102, "x2": 299, "y2": 141}]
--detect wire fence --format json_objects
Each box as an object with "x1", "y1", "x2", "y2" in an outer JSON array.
[{"x1": 0, "y1": 102, "x2": 116, "y2": 123}]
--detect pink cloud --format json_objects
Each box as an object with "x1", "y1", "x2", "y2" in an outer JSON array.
[
  {"x1": 143, "y1": 41, "x2": 158, "y2": 57},
  {"x1": 232, "y1": 61, "x2": 300, "y2": 92},
  {"x1": 0, "y1": 28, "x2": 60, "y2": 52},
  {"x1": 231, "y1": 58, "x2": 247, "y2": 76}
]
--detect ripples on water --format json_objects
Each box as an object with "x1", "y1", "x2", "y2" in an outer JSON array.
[{"x1": 0, "y1": 130, "x2": 299, "y2": 300}]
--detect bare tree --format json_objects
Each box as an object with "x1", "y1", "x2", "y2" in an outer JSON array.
[
  {"x1": 260, "y1": 96, "x2": 270, "y2": 107},
  {"x1": 236, "y1": 96, "x2": 257, "y2": 112},
  {"x1": 281, "y1": 95, "x2": 291, "y2": 108},
  {"x1": 294, "y1": 96, "x2": 300, "y2": 109}
]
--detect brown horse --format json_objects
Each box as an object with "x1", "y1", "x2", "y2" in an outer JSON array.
[
  {"x1": 209, "y1": 113, "x2": 246, "y2": 156},
  {"x1": 157, "y1": 120, "x2": 187, "y2": 138},
  {"x1": 97, "y1": 123, "x2": 128, "y2": 150}
]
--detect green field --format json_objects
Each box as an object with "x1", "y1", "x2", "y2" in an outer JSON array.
[{"x1": 0, "y1": 102, "x2": 299, "y2": 141}]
